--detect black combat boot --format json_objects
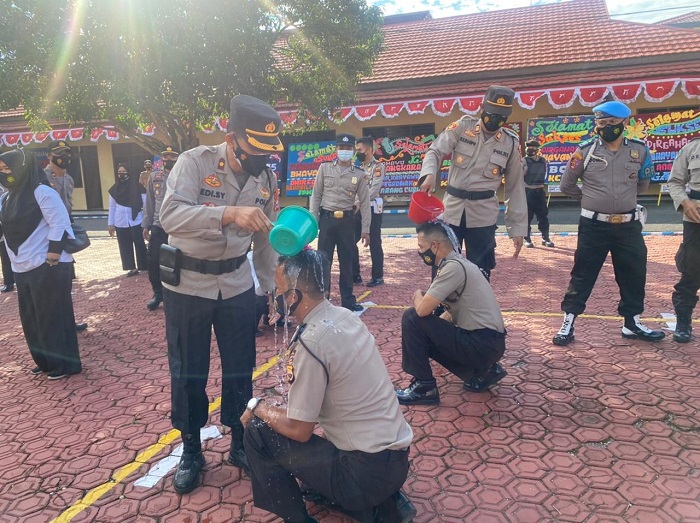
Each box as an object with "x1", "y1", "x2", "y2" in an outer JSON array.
[
  {"x1": 227, "y1": 425, "x2": 250, "y2": 474},
  {"x1": 147, "y1": 292, "x2": 163, "y2": 311},
  {"x1": 674, "y1": 312, "x2": 693, "y2": 343},
  {"x1": 621, "y1": 315, "x2": 665, "y2": 342},
  {"x1": 524, "y1": 237, "x2": 534, "y2": 248},
  {"x1": 541, "y1": 233, "x2": 555, "y2": 247},
  {"x1": 173, "y1": 433, "x2": 204, "y2": 494},
  {"x1": 553, "y1": 313, "x2": 576, "y2": 346},
  {"x1": 395, "y1": 379, "x2": 439, "y2": 405}
]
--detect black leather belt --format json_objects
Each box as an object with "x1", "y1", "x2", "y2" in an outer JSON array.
[
  {"x1": 690, "y1": 190, "x2": 700, "y2": 199},
  {"x1": 181, "y1": 252, "x2": 247, "y2": 275},
  {"x1": 320, "y1": 208, "x2": 353, "y2": 218},
  {"x1": 446, "y1": 186, "x2": 495, "y2": 200}
]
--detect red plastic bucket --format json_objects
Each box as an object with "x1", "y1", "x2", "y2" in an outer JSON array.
[{"x1": 408, "y1": 191, "x2": 445, "y2": 224}]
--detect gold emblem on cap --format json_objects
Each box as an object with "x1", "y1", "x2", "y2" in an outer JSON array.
[
  {"x1": 58, "y1": 141, "x2": 66, "y2": 147},
  {"x1": 496, "y1": 97, "x2": 505, "y2": 104},
  {"x1": 265, "y1": 122, "x2": 276, "y2": 133},
  {"x1": 166, "y1": 147, "x2": 173, "y2": 152}
]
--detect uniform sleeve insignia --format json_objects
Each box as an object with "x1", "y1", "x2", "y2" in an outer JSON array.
[
  {"x1": 204, "y1": 173, "x2": 222, "y2": 188},
  {"x1": 630, "y1": 150, "x2": 639, "y2": 159},
  {"x1": 569, "y1": 151, "x2": 583, "y2": 170},
  {"x1": 374, "y1": 166, "x2": 382, "y2": 177},
  {"x1": 259, "y1": 186, "x2": 270, "y2": 198},
  {"x1": 446, "y1": 121, "x2": 460, "y2": 131},
  {"x1": 273, "y1": 187, "x2": 280, "y2": 212}
]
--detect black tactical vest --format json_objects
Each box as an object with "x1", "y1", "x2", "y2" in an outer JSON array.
[{"x1": 524, "y1": 157, "x2": 547, "y2": 185}]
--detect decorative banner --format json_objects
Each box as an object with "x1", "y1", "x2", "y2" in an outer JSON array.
[
  {"x1": 432, "y1": 99, "x2": 457, "y2": 117},
  {"x1": 355, "y1": 105, "x2": 381, "y2": 121},
  {"x1": 612, "y1": 83, "x2": 642, "y2": 103},
  {"x1": 381, "y1": 103, "x2": 405, "y2": 118},
  {"x1": 406, "y1": 100, "x2": 429, "y2": 114},
  {"x1": 579, "y1": 86, "x2": 608, "y2": 107},
  {"x1": 458, "y1": 96, "x2": 482, "y2": 114},
  {"x1": 629, "y1": 109, "x2": 700, "y2": 183},
  {"x1": 527, "y1": 115, "x2": 597, "y2": 183},
  {"x1": 285, "y1": 141, "x2": 337, "y2": 196},
  {"x1": 547, "y1": 88, "x2": 577, "y2": 109},
  {"x1": 517, "y1": 91, "x2": 546, "y2": 110}
]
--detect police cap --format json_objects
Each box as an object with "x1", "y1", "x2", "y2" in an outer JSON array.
[
  {"x1": 160, "y1": 145, "x2": 180, "y2": 156},
  {"x1": 483, "y1": 85, "x2": 515, "y2": 117},
  {"x1": 593, "y1": 101, "x2": 631, "y2": 119},
  {"x1": 336, "y1": 133, "x2": 356, "y2": 146},
  {"x1": 227, "y1": 95, "x2": 284, "y2": 153},
  {"x1": 525, "y1": 139, "x2": 540, "y2": 148},
  {"x1": 47, "y1": 139, "x2": 71, "y2": 154}
]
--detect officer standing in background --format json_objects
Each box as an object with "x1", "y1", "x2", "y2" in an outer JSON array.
[
  {"x1": 159, "y1": 95, "x2": 282, "y2": 494},
  {"x1": 242, "y1": 249, "x2": 415, "y2": 523},
  {"x1": 668, "y1": 138, "x2": 700, "y2": 343},
  {"x1": 139, "y1": 159, "x2": 153, "y2": 189},
  {"x1": 142, "y1": 146, "x2": 179, "y2": 311},
  {"x1": 522, "y1": 139, "x2": 554, "y2": 248},
  {"x1": 553, "y1": 101, "x2": 665, "y2": 346},
  {"x1": 310, "y1": 134, "x2": 370, "y2": 311},
  {"x1": 418, "y1": 85, "x2": 526, "y2": 279},
  {"x1": 352, "y1": 136, "x2": 386, "y2": 287},
  {"x1": 0, "y1": 184, "x2": 15, "y2": 293}
]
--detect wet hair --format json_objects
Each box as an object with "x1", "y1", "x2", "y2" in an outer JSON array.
[
  {"x1": 356, "y1": 136, "x2": 374, "y2": 148},
  {"x1": 278, "y1": 249, "x2": 329, "y2": 298},
  {"x1": 416, "y1": 220, "x2": 450, "y2": 242}
]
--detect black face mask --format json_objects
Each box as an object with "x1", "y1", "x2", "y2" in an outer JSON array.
[
  {"x1": 419, "y1": 246, "x2": 436, "y2": 267},
  {"x1": 276, "y1": 289, "x2": 302, "y2": 317},
  {"x1": 526, "y1": 148, "x2": 538, "y2": 157},
  {"x1": 163, "y1": 160, "x2": 176, "y2": 171},
  {"x1": 0, "y1": 172, "x2": 21, "y2": 190},
  {"x1": 597, "y1": 122, "x2": 625, "y2": 143},
  {"x1": 51, "y1": 155, "x2": 71, "y2": 169},
  {"x1": 356, "y1": 151, "x2": 366, "y2": 163},
  {"x1": 234, "y1": 139, "x2": 270, "y2": 177},
  {"x1": 481, "y1": 112, "x2": 507, "y2": 132},
  {"x1": 117, "y1": 173, "x2": 128, "y2": 182}
]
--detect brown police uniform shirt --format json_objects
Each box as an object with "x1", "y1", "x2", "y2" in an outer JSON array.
[
  {"x1": 419, "y1": 115, "x2": 527, "y2": 237},
  {"x1": 44, "y1": 166, "x2": 74, "y2": 214},
  {"x1": 426, "y1": 252, "x2": 505, "y2": 333},
  {"x1": 668, "y1": 139, "x2": 700, "y2": 223},
  {"x1": 142, "y1": 170, "x2": 169, "y2": 230},
  {"x1": 309, "y1": 160, "x2": 371, "y2": 233},
  {"x1": 140, "y1": 169, "x2": 152, "y2": 189},
  {"x1": 286, "y1": 300, "x2": 413, "y2": 454},
  {"x1": 159, "y1": 142, "x2": 278, "y2": 299},
  {"x1": 363, "y1": 158, "x2": 386, "y2": 208},
  {"x1": 560, "y1": 137, "x2": 652, "y2": 214}
]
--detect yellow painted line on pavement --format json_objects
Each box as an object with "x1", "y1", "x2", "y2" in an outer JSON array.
[
  {"x1": 52, "y1": 356, "x2": 280, "y2": 523},
  {"x1": 357, "y1": 290, "x2": 372, "y2": 302}
]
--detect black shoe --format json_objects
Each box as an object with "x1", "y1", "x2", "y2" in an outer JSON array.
[
  {"x1": 396, "y1": 379, "x2": 439, "y2": 405},
  {"x1": 621, "y1": 315, "x2": 665, "y2": 342},
  {"x1": 227, "y1": 448, "x2": 250, "y2": 475},
  {"x1": 0, "y1": 284, "x2": 15, "y2": 293},
  {"x1": 673, "y1": 314, "x2": 693, "y2": 343},
  {"x1": 30, "y1": 366, "x2": 44, "y2": 375},
  {"x1": 524, "y1": 237, "x2": 534, "y2": 248},
  {"x1": 542, "y1": 238, "x2": 555, "y2": 247},
  {"x1": 463, "y1": 363, "x2": 507, "y2": 392},
  {"x1": 553, "y1": 313, "x2": 575, "y2": 346},
  {"x1": 173, "y1": 451, "x2": 204, "y2": 494},
  {"x1": 353, "y1": 275, "x2": 363, "y2": 284},
  {"x1": 75, "y1": 322, "x2": 88, "y2": 332},
  {"x1": 344, "y1": 302, "x2": 364, "y2": 312},
  {"x1": 374, "y1": 490, "x2": 417, "y2": 523},
  {"x1": 47, "y1": 372, "x2": 69, "y2": 380},
  {"x1": 255, "y1": 328, "x2": 264, "y2": 337},
  {"x1": 146, "y1": 295, "x2": 162, "y2": 311},
  {"x1": 126, "y1": 269, "x2": 139, "y2": 277},
  {"x1": 366, "y1": 278, "x2": 384, "y2": 287}
]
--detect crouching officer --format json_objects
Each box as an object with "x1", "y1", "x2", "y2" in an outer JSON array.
[
  {"x1": 142, "y1": 146, "x2": 179, "y2": 311},
  {"x1": 553, "y1": 101, "x2": 664, "y2": 346},
  {"x1": 242, "y1": 249, "x2": 415, "y2": 523},
  {"x1": 396, "y1": 220, "x2": 507, "y2": 405},
  {"x1": 159, "y1": 94, "x2": 282, "y2": 494},
  {"x1": 310, "y1": 134, "x2": 370, "y2": 311},
  {"x1": 668, "y1": 138, "x2": 700, "y2": 343},
  {"x1": 523, "y1": 139, "x2": 554, "y2": 247}
]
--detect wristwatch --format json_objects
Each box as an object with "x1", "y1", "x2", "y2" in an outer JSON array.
[{"x1": 246, "y1": 397, "x2": 261, "y2": 414}]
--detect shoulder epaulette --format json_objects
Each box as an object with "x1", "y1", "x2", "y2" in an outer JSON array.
[
  {"x1": 578, "y1": 138, "x2": 597, "y2": 150},
  {"x1": 502, "y1": 127, "x2": 519, "y2": 140},
  {"x1": 627, "y1": 137, "x2": 646, "y2": 145},
  {"x1": 188, "y1": 145, "x2": 218, "y2": 157}
]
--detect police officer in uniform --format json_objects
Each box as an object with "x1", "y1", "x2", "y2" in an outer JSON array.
[
  {"x1": 242, "y1": 249, "x2": 415, "y2": 523},
  {"x1": 396, "y1": 220, "x2": 507, "y2": 405},
  {"x1": 668, "y1": 138, "x2": 700, "y2": 343},
  {"x1": 139, "y1": 159, "x2": 153, "y2": 189},
  {"x1": 159, "y1": 95, "x2": 282, "y2": 494},
  {"x1": 142, "y1": 146, "x2": 179, "y2": 311},
  {"x1": 310, "y1": 134, "x2": 370, "y2": 311},
  {"x1": 418, "y1": 85, "x2": 527, "y2": 279},
  {"x1": 523, "y1": 139, "x2": 554, "y2": 248},
  {"x1": 553, "y1": 101, "x2": 665, "y2": 346},
  {"x1": 0, "y1": 184, "x2": 15, "y2": 293}
]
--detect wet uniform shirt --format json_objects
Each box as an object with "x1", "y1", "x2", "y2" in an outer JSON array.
[
  {"x1": 668, "y1": 139, "x2": 700, "y2": 223},
  {"x1": 286, "y1": 300, "x2": 413, "y2": 454},
  {"x1": 159, "y1": 142, "x2": 278, "y2": 299},
  {"x1": 310, "y1": 160, "x2": 371, "y2": 233},
  {"x1": 44, "y1": 166, "x2": 74, "y2": 214},
  {"x1": 419, "y1": 115, "x2": 527, "y2": 237},
  {"x1": 561, "y1": 137, "x2": 652, "y2": 214},
  {"x1": 143, "y1": 170, "x2": 169, "y2": 230},
  {"x1": 426, "y1": 251, "x2": 505, "y2": 333}
]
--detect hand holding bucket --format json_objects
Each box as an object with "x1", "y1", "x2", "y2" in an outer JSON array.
[
  {"x1": 269, "y1": 206, "x2": 319, "y2": 256},
  {"x1": 408, "y1": 191, "x2": 445, "y2": 224}
]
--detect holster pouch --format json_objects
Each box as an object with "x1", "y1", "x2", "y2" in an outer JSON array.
[{"x1": 159, "y1": 244, "x2": 182, "y2": 286}]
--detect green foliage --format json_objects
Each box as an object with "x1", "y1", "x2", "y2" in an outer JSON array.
[{"x1": 0, "y1": 0, "x2": 384, "y2": 153}]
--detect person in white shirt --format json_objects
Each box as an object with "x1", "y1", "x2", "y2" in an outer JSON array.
[
  {"x1": 108, "y1": 163, "x2": 147, "y2": 277},
  {"x1": 0, "y1": 149, "x2": 81, "y2": 380}
]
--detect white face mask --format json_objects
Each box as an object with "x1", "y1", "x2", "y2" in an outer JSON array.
[{"x1": 336, "y1": 149, "x2": 354, "y2": 162}]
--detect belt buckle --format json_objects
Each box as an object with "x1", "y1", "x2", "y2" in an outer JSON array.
[
  {"x1": 333, "y1": 211, "x2": 344, "y2": 219},
  {"x1": 608, "y1": 214, "x2": 624, "y2": 224}
]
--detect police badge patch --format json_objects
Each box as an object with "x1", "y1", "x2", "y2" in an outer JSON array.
[{"x1": 204, "y1": 174, "x2": 222, "y2": 188}]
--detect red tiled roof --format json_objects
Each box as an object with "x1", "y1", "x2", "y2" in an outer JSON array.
[
  {"x1": 363, "y1": 0, "x2": 700, "y2": 86},
  {"x1": 659, "y1": 11, "x2": 700, "y2": 24}
]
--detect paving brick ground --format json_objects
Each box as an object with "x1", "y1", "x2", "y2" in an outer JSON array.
[{"x1": 0, "y1": 232, "x2": 699, "y2": 523}]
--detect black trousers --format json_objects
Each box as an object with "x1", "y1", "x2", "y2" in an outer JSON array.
[
  {"x1": 15, "y1": 263, "x2": 81, "y2": 374},
  {"x1": 561, "y1": 217, "x2": 646, "y2": 318},
  {"x1": 401, "y1": 308, "x2": 505, "y2": 382},
  {"x1": 115, "y1": 225, "x2": 148, "y2": 271},
  {"x1": 353, "y1": 211, "x2": 384, "y2": 280},
  {"x1": 147, "y1": 226, "x2": 168, "y2": 297},
  {"x1": 447, "y1": 212, "x2": 497, "y2": 278},
  {"x1": 525, "y1": 188, "x2": 550, "y2": 238},
  {"x1": 318, "y1": 213, "x2": 356, "y2": 306},
  {"x1": 672, "y1": 221, "x2": 700, "y2": 315},
  {"x1": 163, "y1": 286, "x2": 256, "y2": 443},
  {"x1": 0, "y1": 241, "x2": 14, "y2": 287},
  {"x1": 244, "y1": 418, "x2": 410, "y2": 522}
]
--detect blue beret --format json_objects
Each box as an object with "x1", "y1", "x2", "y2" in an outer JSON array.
[{"x1": 593, "y1": 101, "x2": 631, "y2": 119}]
